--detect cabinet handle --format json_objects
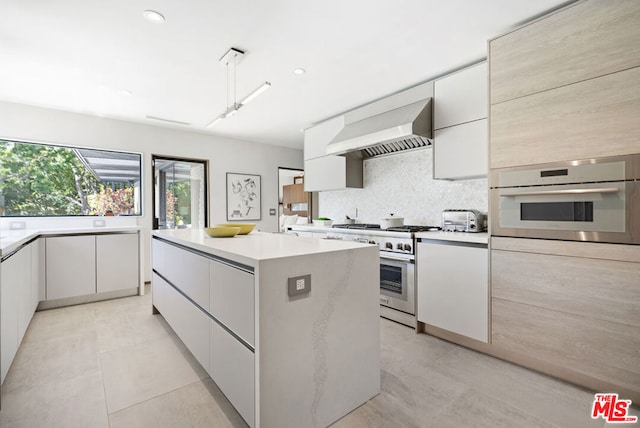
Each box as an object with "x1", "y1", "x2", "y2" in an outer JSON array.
[{"x1": 500, "y1": 187, "x2": 619, "y2": 197}]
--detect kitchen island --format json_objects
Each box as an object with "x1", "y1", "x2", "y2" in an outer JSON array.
[{"x1": 151, "y1": 229, "x2": 380, "y2": 428}]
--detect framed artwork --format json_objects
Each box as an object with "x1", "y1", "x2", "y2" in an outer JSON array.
[{"x1": 226, "y1": 173, "x2": 261, "y2": 221}]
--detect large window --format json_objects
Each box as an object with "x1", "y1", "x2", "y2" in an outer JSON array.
[{"x1": 0, "y1": 139, "x2": 142, "y2": 217}]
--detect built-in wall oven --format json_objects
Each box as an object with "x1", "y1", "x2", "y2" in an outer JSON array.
[{"x1": 490, "y1": 154, "x2": 640, "y2": 244}]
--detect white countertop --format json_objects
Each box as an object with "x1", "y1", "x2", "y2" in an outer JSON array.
[
  {"x1": 415, "y1": 231, "x2": 489, "y2": 244},
  {"x1": 153, "y1": 229, "x2": 377, "y2": 267},
  {"x1": 0, "y1": 226, "x2": 141, "y2": 257},
  {"x1": 289, "y1": 224, "x2": 489, "y2": 244}
]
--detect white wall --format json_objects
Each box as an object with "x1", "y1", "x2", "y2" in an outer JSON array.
[
  {"x1": 0, "y1": 101, "x2": 303, "y2": 281},
  {"x1": 318, "y1": 148, "x2": 487, "y2": 226}
]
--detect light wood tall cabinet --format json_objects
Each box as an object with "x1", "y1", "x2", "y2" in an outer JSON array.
[
  {"x1": 491, "y1": 237, "x2": 640, "y2": 401},
  {"x1": 489, "y1": 0, "x2": 640, "y2": 169}
]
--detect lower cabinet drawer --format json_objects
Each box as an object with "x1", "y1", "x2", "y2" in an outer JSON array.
[
  {"x1": 152, "y1": 273, "x2": 209, "y2": 371},
  {"x1": 209, "y1": 319, "x2": 255, "y2": 427}
]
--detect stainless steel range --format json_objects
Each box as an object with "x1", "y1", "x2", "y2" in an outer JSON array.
[{"x1": 327, "y1": 224, "x2": 439, "y2": 327}]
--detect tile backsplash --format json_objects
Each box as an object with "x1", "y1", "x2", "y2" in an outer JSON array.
[{"x1": 318, "y1": 148, "x2": 488, "y2": 226}]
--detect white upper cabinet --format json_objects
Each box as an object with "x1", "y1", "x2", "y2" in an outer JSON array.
[
  {"x1": 433, "y1": 62, "x2": 488, "y2": 179},
  {"x1": 434, "y1": 62, "x2": 487, "y2": 130},
  {"x1": 303, "y1": 115, "x2": 363, "y2": 191},
  {"x1": 304, "y1": 116, "x2": 344, "y2": 161}
]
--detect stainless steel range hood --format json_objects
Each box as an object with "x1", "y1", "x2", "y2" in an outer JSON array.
[{"x1": 326, "y1": 98, "x2": 432, "y2": 158}]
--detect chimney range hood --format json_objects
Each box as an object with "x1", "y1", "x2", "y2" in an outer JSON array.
[{"x1": 326, "y1": 98, "x2": 433, "y2": 158}]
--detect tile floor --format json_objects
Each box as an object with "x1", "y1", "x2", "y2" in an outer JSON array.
[{"x1": 0, "y1": 287, "x2": 637, "y2": 428}]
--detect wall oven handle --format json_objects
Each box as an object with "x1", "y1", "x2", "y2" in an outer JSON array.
[
  {"x1": 380, "y1": 254, "x2": 415, "y2": 262},
  {"x1": 500, "y1": 187, "x2": 620, "y2": 197}
]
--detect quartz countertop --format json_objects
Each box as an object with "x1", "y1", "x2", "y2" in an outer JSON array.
[
  {"x1": 415, "y1": 231, "x2": 489, "y2": 245},
  {"x1": 153, "y1": 229, "x2": 377, "y2": 267},
  {"x1": 0, "y1": 226, "x2": 141, "y2": 257}
]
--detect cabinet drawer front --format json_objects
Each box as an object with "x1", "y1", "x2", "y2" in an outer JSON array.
[
  {"x1": 492, "y1": 249, "x2": 640, "y2": 328},
  {"x1": 490, "y1": 66, "x2": 640, "y2": 168},
  {"x1": 492, "y1": 298, "x2": 640, "y2": 392},
  {"x1": 153, "y1": 239, "x2": 209, "y2": 309},
  {"x1": 210, "y1": 261, "x2": 255, "y2": 346},
  {"x1": 490, "y1": 0, "x2": 640, "y2": 104},
  {"x1": 152, "y1": 273, "x2": 209, "y2": 371},
  {"x1": 209, "y1": 319, "x2": 255, "y2": 427}
]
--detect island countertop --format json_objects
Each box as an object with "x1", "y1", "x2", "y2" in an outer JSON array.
[{"x1": 152, "y1": 229, "x2": 377, "y2": 268}]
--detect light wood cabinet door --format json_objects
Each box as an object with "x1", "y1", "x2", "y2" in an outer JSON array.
[
  {"x1": 491, "y1": 243, "x2": 640, "y2": 393},
  {"x1": 46, "y1": 236, "x2": 96, "y2": 300},
  {"x1": 1, "y1": 253, "x2": 19, "y2": 384},
  {"x1": 417, "y1": 241, "x2": 489, "y2": 342},
  {"x1": 490, "y1": 67, "x2": 640, "y2": 168},
  {"x1": 434, "y1": 62, "x2": 487, "y2": 129},
  {"x1": 490, "y1": 0, "x2": 640, "y2": 105},
  {"x1": 96, "y1": 233, "x2": 139, "y2": 293},
  {"x1": 434, "y1": 119, "x2": 487, "y2": 179}
]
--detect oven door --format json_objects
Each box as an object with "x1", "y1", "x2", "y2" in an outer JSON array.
[{"x1": 379, "y1": 254, "x2": 415, "y2": 315}]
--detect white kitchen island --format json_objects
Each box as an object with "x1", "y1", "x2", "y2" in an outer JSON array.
[{"x1": 151, "y1": 229, "x2": 380, "y2": 428}]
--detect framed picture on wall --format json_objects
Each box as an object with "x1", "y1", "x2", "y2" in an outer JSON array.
[{"x1": 226, "y1": 172, "x2": 261, "y2": 221}]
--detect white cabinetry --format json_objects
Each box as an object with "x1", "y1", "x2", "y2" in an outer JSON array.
[
  {"x1": 304, "y1": 116, "x2": 363, "y2": 192},
  {"x1": 46, "y1": 236, "x2": 96, "y2": 300},
  {"x1": 152, "y1": 237, "x2": 257, "y2": 427},
  {"x1": 96, "y1": 234, "x2": 139, "y2": 293},
  {"x1": 45, "y1": 232, "x2": 139, "y2": 303},
  {"x1": 417, "y1": 239, "x2": 488, "y2": 342},
  {"x1": 1, "y1": 250, "x2": 19, "y2": 384},
  {"x1": 433, "y1": 62, "x2": 488, "y2": 179},
  {"x1": 1, "y1": 239, "x2": 40, "y2": 385}
]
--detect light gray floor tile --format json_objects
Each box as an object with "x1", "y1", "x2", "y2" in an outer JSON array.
[
  {"x1": 430, "y1": 346, "x2": 603, "y2": 428},
  {"x1": 109, "y1": 378, "x2": 247, "y2": 428},
  {"x1": 95, "y1": 309, "x2": 174, "y2": 353},
  {"x1": 22, "y1": 303, "x2": 96, "y2": 344},
  {"x1": 0, "y1": 371, "x2": 108, "y2": 428},
  {"x1": 100, "y1": 332, "x2": 209, "y2": 413},
  {"x1": 2, "y1": 330, "x2": 101, "y2": 395}
]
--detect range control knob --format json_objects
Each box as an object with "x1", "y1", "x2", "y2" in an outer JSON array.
[
  {"x1": 404, "y1": 243, "x2": 412, "y2": 252},
  {"x1": 385, "y1": 242, "x2": 393, "y2": 249},
  {"x1": 369, "y1": 240, "x2": 376, "y2": 244},
  {"x1": 396, "y1": 243, "x2": 403, "y2": 250}
]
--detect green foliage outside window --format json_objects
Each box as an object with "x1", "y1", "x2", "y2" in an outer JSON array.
[{"x1": 0, "y1": 140, "x2": 141, "y2": 217}]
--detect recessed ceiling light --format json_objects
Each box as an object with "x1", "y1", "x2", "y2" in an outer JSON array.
[
  {"x1": 293, "y1": 68, "x2": 306, "y2": 75},
  {"x1": 143, "y1": 10, "x2": 165, "y2": 24}
]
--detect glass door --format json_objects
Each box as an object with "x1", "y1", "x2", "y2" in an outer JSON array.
[{"x1": 152, "y1": 156, "x2": 208, "y2": 230}]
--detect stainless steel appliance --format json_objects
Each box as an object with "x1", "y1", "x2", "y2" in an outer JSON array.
[
  {"x1": 490, "y1": 154, "x2": 640, "y2": 244},
  {"x1": 327, "y1": 224, "x2": 439, "y2": 327},
  {"x1": 442, "y1": 209, "x2": 486, "y2": 232}
]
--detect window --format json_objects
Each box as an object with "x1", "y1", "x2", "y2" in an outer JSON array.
[{"x1": 0, "y1": 139, "x2": 142, "y2": 217}]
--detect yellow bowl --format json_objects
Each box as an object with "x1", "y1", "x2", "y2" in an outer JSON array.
[
  {"x1": 213, "y1": 223, "x2": 255, "y2": 235},
  {"x1": 204, "y1": 226, "x2": 241, "y2": 238}
]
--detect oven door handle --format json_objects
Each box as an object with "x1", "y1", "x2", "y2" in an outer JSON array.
[
  {"x1": 380, "y1": 254, "x2": 415, "y2": 263},
  {"x1": 500, "y1": 187, "x2": 620, "y2": 197}
]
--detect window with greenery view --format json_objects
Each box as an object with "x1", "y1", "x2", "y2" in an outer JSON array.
[{"x1": 0, "y1": 139, "x2": 142, "y2": 217}]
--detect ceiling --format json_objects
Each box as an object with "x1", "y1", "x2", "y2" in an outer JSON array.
[{"x1": 0, "y1": 0, "x2": 573, "y2": 150}]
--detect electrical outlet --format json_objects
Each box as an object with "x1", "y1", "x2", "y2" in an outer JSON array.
[
  {"x1": 93, "y1": 219, "x2": 106, "y2": 227},
  {"x1": 269, "y1": 208, "x2": 276, "y2": 216},
  {"x1": 9, "y1": 221, "x2": 26, "y2": 230},
  {"x1": 288, "y1": 274, "x2": 311, "y2": 297}
]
